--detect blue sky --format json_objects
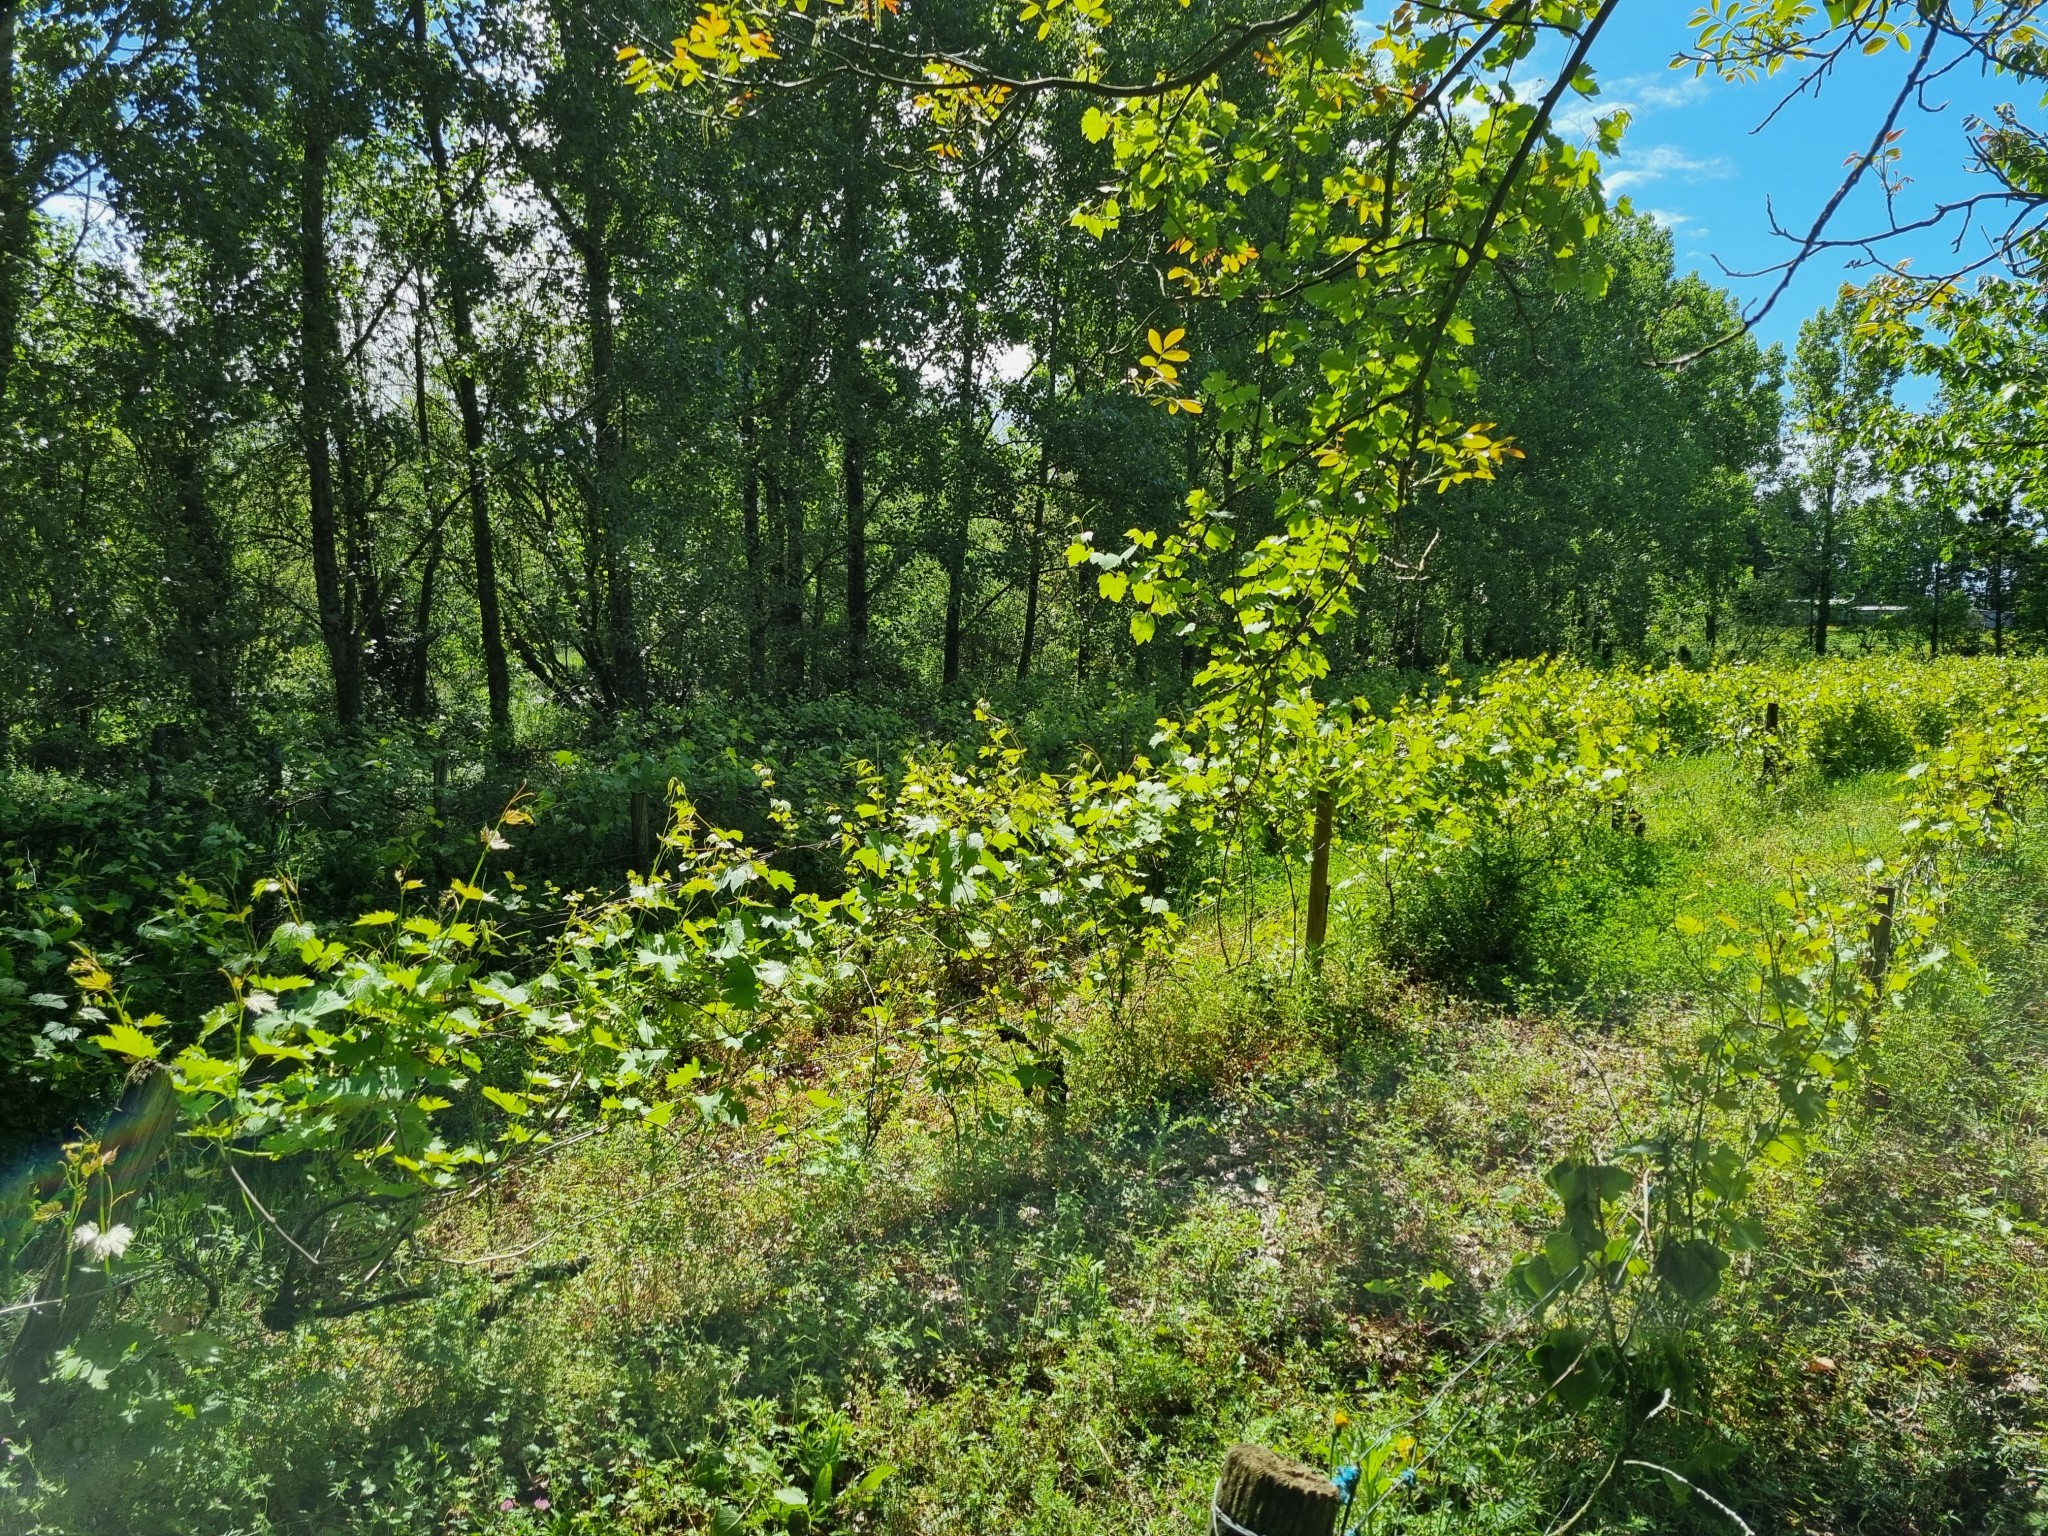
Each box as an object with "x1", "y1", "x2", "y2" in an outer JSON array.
[{"x1": 1567, "y1": 9, "x2": 2028, "y2": 360}]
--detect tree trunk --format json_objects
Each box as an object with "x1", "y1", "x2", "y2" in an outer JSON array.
[
  {"x1": 165, "y1": 441, "x2": 236, "y2": 721},
  {"x1": 295, "y1": 20, "x2": 360, "y2": 726},
  {"x1": 741, "y1": 413, "x2": 766, "y2": 689},
  {"x1": 844, "y1": 431, "x2": 867, "y2": 685},
  {"x1": 414, "y1": 0, "x2": 509, "y2": 738},
  {"x1": 832, "y1": 90, "x2": 876, "y2": 686},
  {"x1": 1018, "y1": 452, "x2": 1048, "y2": 681},
  {"x1": 1929, "y1": 547, "x2": 1942, "y2": 657},
  {"x1": 583, "y1": 222, "x2": 644, "y2": 708},
  {"x1": 1989, "y1": 499, "x2": 2010, "y2": 656},
  {"x1": 1813, "y1": 488, "x2": 1834, "y2": 658},
  {"x1": 771, "y1": 468, "x2": 805, "y2": 695},
  {"x1": 942, "y1": 193, "x2": 981, "y2": 689},
  {"x1": 406, "y1": 296, "x2": 443, "y2": 717},
  {"x1": 1018, "y1": 274, "x2": 1060, "y2": 681},
  {"x1": 0, "y1": 0, "x2": 24, "y2": 410}
]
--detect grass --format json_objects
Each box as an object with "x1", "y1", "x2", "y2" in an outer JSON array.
[{"x1": 12, "y1": 752, "x2": 2048, "y2": 1535}]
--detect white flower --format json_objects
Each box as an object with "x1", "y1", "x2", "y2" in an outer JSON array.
[
  {"x1": 481, "y1": 827, "x2": 511, "y2": 851},
  {"x1": 71, "y1": 1221, "x2": 134, "y2": 1261}
]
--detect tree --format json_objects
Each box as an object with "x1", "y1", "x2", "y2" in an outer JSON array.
[{"x1": 1784, "y1": 298, "x2": 1897, "y2": 656}]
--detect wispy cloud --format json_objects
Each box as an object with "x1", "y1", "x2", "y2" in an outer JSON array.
[
  {"x1": 1606, "y1": 70, "x2": 1710, "y2": 116},
  {"x1": 1604, "y1": 144, "x2": 1732, "y2": 193}
]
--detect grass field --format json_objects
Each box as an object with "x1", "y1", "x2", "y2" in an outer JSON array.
[{"x1": 27, "y1": 743, "x2": 2037, "y2": 1536}]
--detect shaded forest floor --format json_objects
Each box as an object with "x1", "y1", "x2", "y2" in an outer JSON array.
[{"x1": 20, "y1": 754, "x2": 2048, "y2": 1536}]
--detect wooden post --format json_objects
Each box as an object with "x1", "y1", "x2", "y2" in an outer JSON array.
[
  {"x1": 431, "y1": 754, "x2": 451, "y2": 882},
  {"x1": 1762, "y1": 701, "x2": 1781, "y2": 784},
  {"x1": 7, "y1": 1065, "x2": 181, "y2": 1412},
  {"x1": 1865, "y1": 883, "x2": 1897, "y2": 986},
  {"x1": 146, "y1": 723, "x2": 170, "y2": 805},
  {"x1": 629, "y1": 789, "x2": 653, "y2": 872},
  {"x1": 1305, "y1": 788, "x2": 1334, "y2": 957},
  {"x1": 1212, "y1": 1444, "x2": 1339, "y2": 1536}
]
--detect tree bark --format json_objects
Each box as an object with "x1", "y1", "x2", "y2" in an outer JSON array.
[
  {"x1": 844, "y1": 431, "x2": 867, "y2": 684},
  {"x1": 1813, "y1": 485, "x2": 1834, "y2": 658},
  {"x1": 1017, "y1": 271, "x2": 1060, "y2": 681},
  {"x1": 942, "y1": 183, "x2": 982, "y2": 688},
  {"x1": 582, "y1": 220, "x2": 644, "y2": 708},
  {"x1": 414, "y1": 0, "x2": 509, "y2": 737},
  {"x1": 555, "y1": 0, "x2": 644, "y2": 711},
  {"x1": 832, "y1": 89, "x2": 876, "y2": 685},
  {"x1": 294, "y1": 13, "x2": 360, "y2": 726},
  {"x1": 165, "y1": 440, "x2": 236, "y2": 721},
  {"x1": 406, "y1": 294, "x2": 444, "y2": 717},
  {"x1": 770, "y1": 465, "x2": 805, "y2": 695},
  {"x1": 741, "y1": 412, "x2": 766, "y2": 689},
  {"x1": 0, "y1": 0, "x2": 24, "y2": 409}
]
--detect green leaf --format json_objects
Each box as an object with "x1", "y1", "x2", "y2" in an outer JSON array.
[
  {"x1": 481, "y1": 1085, "x2": 530, "y2": 1117},
  {"x1": 1654, "y1": 1237, "x2": 1728, "y2": 1305},
  {"x1": 1080, "y1": 106, "x2": 1111, "y2": 143},
  {"x1": 92, "y1": 1022, "x2": 160, "y2": 1061}
]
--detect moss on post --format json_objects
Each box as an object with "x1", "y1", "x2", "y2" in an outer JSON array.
[{"x1": 1213, "y1": 1444, "x2": 1340, "y2": 1536}]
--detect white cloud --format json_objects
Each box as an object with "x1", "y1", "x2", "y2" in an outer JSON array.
[
  {"x1": 1604, "y1": 144, "x2": 1732, "y2": 193},
  {"x1": 1605, "y1": 70, "x2": 1711, "y2": 116}
]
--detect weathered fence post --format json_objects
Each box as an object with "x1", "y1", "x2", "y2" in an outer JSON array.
[
  {"x1": 629, "y1": 789, "x2": 654, "y2": 873},
  {"x1": 6, "y1": 1064, "x2": 181, "y2": 1413},
  {"x1": 146, "y1": 722, "x2": 171, "y2": 805},
  {"x1": 1211, "y1": 1444, "x2": 1340, "y2": 1536},
  {"x1": 1866, "y1": 883, "x2": 1898, "y2": 986},
  {"x1": 1305, "y1": 788, "x2": 1334, "y2": 961},
  {"x1": 431, "y1": 754, "x2": 451, "y2": 882},
  {"x1": 1761, "y1": 701, "x2": 1781, "y2": 784}
]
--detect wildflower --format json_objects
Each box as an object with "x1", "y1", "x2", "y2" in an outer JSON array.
[
  {"x1": 482, "y1": 827, "x2": 512, "y2": 851},
  {"x1": 1332, "y1": 1410, "x2": 1352, "y2": 1429},
  {"x1": 1331, "y1": 1464, "x2": 1360, "y2": 1499},
  {"x1": 499, "y1": 1497, "x2": 518, "y2": 1512},
  {"x1": 532, "y1": 1497, "x2": 551, "y2": 1512},
  {"x1": 71, "y1": 1221, "x2": 133, "y2": 1261}
]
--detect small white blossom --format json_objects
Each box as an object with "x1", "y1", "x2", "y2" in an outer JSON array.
[
  {"x1": 481, "y1": 828, "x2": 511, "y2": 851},
  {"x1": 71, "y1": 1222, "x2": 134, "y2": 1261}
]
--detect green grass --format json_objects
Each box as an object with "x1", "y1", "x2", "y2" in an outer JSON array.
[{"x1": 12, "y1": 754, "x2": 2048, "y2": 1535}]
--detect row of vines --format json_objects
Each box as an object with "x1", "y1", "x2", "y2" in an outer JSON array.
[{"x1": 6, "y1": 656, "x2": 2048, "y2": 1453}]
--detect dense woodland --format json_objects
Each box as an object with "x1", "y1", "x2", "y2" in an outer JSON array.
[
  {"x1": 10, "y1": 2, "x2": 2048, "y2": 1534},
  {"x1": 7, "y1": 0, "x2": 2044, "y2": 766}
]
